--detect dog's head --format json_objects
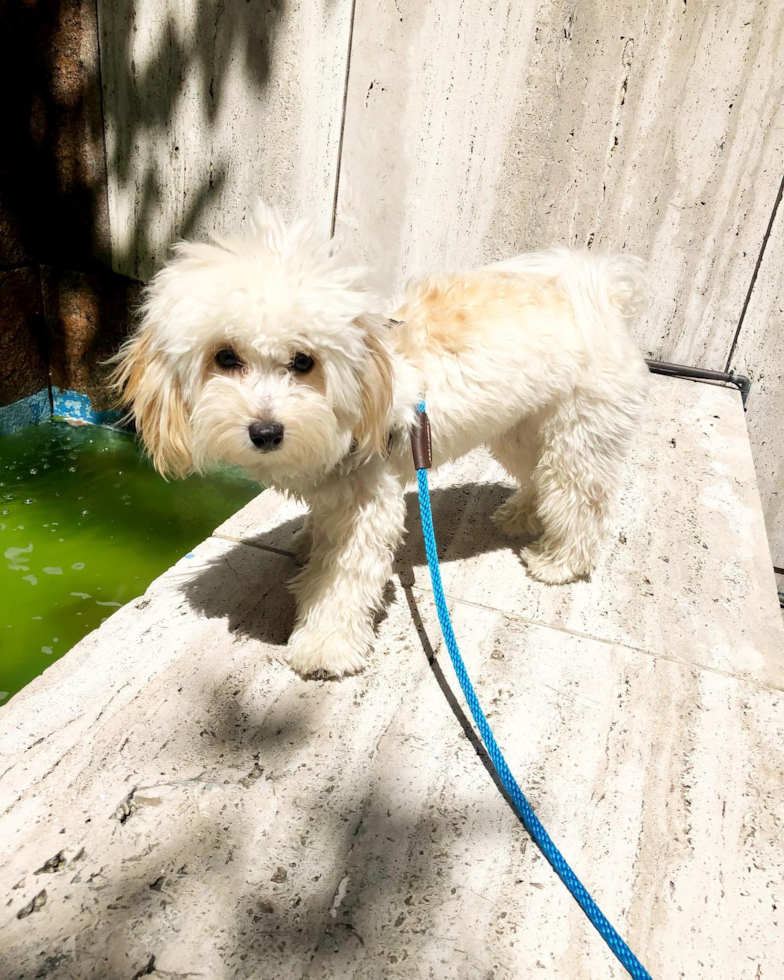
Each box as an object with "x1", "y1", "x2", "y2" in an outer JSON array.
[{"x1": 111, "y1": 203, "x2": 395, "y2": 484}]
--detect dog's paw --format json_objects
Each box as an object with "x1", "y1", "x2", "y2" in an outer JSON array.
[
  {"x1": 286, "y1": 630, "x2": 368, "y2": 679},
  {"x1": 521, "y1": 545, "x2": 588, "y2": 585}
]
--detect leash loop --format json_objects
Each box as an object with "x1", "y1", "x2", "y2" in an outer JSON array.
[{"x1": 413, "y1": 400, "x2": 651, "y2": 979}]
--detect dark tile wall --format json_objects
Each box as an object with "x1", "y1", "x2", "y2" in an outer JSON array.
[
  {"x1": 0, "y1": 0, "x2": 138, "y2": 412},
  {"x1": 0, "y1": 268, "x2": 48, "y2": 407},
  {"x1": 42, "y1": 267, "x2": 141, "y2": 410}
]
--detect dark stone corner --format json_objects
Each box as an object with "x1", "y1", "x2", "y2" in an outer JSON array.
[{"x1": 0, "y1": 0, "x2": 139, "y2": 413}]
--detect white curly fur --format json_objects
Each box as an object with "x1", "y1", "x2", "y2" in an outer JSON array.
[{"x1": 113, "y1": 202, "x2": 650, "y2": 678}]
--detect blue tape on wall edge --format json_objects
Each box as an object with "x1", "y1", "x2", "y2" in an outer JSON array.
[
  {"x1": 51, "y1": 389, "x2": 123, "y2": 427},
  {"x1": 0, "y1": 388, "x2": 124, "y2": 436}
]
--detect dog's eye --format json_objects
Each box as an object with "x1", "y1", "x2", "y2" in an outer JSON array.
[
  {"x1": 290, "y1": 352, "x2": 314, "y2": 374},
  {"x1": 215, "y1": 348, "x2": 242, "y2": 369}
]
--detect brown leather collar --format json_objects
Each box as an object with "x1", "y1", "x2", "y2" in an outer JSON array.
[{"x1": 411, "y1": 408, "x2": 432, "y2": 469}]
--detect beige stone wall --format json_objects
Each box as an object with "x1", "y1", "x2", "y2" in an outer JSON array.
[
  {"x1": 96, "y1": 0, "x2": 784, "y2": 564},
  {"x1": 335, "y1": 0, "x2": 784, "y2": 370},
  {"x1": 97, "y1": 0, "x2": 354, "y2": 281},
  {"x1": 729, "y1": 184, "x2": 784, "y2": 567}
]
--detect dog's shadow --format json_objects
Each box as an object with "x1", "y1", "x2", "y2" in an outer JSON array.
[{"x1": 181, "y1": 481, "x2": 523, "y2": 648}]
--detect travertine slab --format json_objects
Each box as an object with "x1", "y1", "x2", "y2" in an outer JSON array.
[
  {"x1": 1, "y1": 376, "x2": 782, "y2": 979},
  {"x1": 301, "y1": 598, "x2": 784, "y2": 979},
  {"x1": 0, "y1": 537, "x2": 434, "y2": 979}
]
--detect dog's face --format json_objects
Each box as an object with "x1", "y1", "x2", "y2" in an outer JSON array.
[{"x1": 112, "y1": 205, "x2": 393, "y2": 485}]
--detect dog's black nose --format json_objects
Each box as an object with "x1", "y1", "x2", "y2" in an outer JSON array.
[{"x1": 248, "y1": 420, "x2": 284, "y2": 452}]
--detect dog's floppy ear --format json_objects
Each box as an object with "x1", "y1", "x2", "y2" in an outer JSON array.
[
  {"x1": 352, "y1": 315, "x2": 395, "y2": 461},
  {"x1": 110, "y1": 319, "x2": 193, "y2": 479}
]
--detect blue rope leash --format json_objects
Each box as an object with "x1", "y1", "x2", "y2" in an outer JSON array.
[{"x1": 413, "y1": 401, "x2": 651, "y2": 980}]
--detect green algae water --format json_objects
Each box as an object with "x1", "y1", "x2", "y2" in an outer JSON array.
[{"x1": 1, "y1": 421, "x2": 259, "y2": 705}]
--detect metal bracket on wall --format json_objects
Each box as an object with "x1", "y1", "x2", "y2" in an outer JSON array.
[{"x1": 646, "y1": 359, "x2": 752, "y2": 409}]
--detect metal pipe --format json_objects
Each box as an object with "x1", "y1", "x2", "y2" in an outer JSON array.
[{"x1": 645, "y1": 359, "x2": 751, "y2": 408}]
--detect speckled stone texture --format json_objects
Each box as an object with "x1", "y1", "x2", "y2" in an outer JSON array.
[{"x1": 1, "y1": 377, "x2": 782, "y2": 979}]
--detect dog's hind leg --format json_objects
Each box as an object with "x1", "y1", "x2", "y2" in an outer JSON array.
[
  {"x1": 521, "y1": 388, "x2": 637, "y2": 584},
  {"x1": 489, "y1": 420, "x2": 542, "y2": 539}
]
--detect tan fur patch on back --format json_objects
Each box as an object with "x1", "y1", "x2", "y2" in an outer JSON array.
[{"x1": 393, "y1": 272, "x2": 569, "y2": 359}]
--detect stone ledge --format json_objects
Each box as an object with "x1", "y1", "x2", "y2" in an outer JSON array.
[{"x1": 1, "y1": 376, "x2": 782, "y2": 979}]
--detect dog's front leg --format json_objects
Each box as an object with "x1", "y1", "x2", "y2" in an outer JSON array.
[{"x1": 286, "y1": 465, "x2": 405, "y2": 678}]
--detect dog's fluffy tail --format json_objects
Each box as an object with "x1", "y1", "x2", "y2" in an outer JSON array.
[{"x1": 488, "y1": 247, "x2": 649, "y2": 332}]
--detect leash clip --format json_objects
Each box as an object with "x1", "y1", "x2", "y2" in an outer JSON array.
[{"x1": 412, "y1": 403, "x2": 432, "y2": 470}]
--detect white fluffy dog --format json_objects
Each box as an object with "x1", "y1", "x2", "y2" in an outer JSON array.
[{"x1": 113, "y1": 203, "x2": 649, "y2": 678}]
